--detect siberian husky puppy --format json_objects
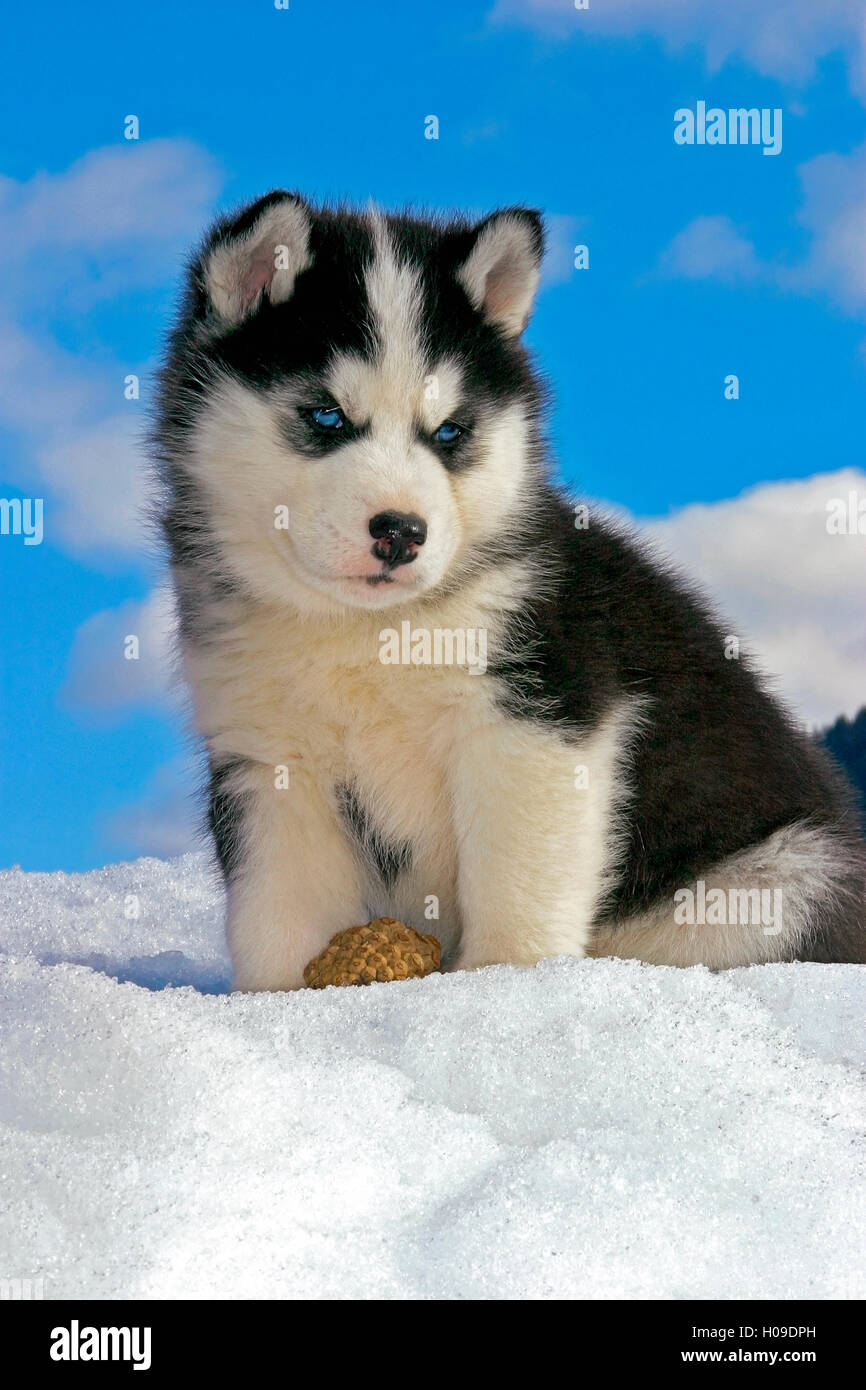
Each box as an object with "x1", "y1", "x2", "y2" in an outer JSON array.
[{"x1": 156, "y1": 192, "x2": 866, "y2": 988}]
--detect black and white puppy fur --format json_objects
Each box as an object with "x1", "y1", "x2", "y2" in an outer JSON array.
[{"x1": 156, "y1": 191, "x2": 866, "y2": 989}]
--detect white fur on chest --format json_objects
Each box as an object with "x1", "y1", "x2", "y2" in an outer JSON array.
[
  {"x1": 185, "y1": 565, "x2": 639, "y2": 983},
  {"x1": 188, "y1": 582, "x2": 507, "y2": 813},
  {"x1": 187, "y1": 573, "x2": 528, "y2": 945}
]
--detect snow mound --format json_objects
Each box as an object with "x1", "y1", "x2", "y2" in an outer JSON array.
[{"x1": 0, "y1": 854, "x2": 864, "y2": 1300}]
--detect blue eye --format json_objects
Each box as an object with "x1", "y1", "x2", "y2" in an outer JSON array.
[
  {"x1": 309, "y1": 406, "x2": 344, "y2": 430},
  {"x1": 434, "y1": 421, "x2": 462, "y2": 444}
]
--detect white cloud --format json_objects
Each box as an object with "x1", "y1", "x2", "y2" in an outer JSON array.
[
  {"x1": 492, "y1": 0, "x2": 866, "y2": 100},
  {"x1": 659, "y1": 142, "x2": 866, "y2": 317},
  {"x1": 0, "y1": 140, "x2": 221, "y2": 560},
  {"x1": 658, "y1": 214, "x2": 761, "y2": 283},
  {"x1": 540, "y1": 213, "x2": 586, "y2": 287},
  {"x1": 640, "y1": 468, "x2": 866, "y2": 726},
  {"x1": 62, "y1": 585, "x2": 180, "y2": 721},
  {"x1": 0, "y1": 321, "x2": 105, "y2": 435},
  {"x1": 104, "y1": 755, "x2": 205, "y2": 860},
  {"x1": 0, "y1": 319, "x2": 155, "y2": 564},
  {"x1": 0, "y1": 140, "x2": 213, "y2": 244},
  {"x1": 38, "y1": 415, "x2": 152, "y2": 557},
  {"x1": 62, "y1": 588, "x2": 201, "y2": 859},
  {"x1": 0, "y1": 139, "x2": 220, "y2": 309},
  {"x1": 783, "y1": 142, "x2": 866, "y2": 311}
]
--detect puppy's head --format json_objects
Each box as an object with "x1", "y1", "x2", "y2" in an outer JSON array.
[{"x1": 162, "y1": 192, "x2": 546, "y2": 614}]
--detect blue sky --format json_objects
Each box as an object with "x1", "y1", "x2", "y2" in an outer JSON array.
[{"x1": 2, "y1": 0, "x2": 865, "y2": 870}]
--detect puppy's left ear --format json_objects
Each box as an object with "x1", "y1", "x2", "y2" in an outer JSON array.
[{"x1": 457, "y1": 208, "x2": 543, "y2": 337}]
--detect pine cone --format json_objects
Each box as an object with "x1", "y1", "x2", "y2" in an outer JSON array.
[{"x1": 303, "y1": 918, "x2": 441, "y2": 988}]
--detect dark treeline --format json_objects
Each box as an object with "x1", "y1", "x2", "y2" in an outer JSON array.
[{"x1": 822, "y1": 706, "x2": 866, "y2": 831}]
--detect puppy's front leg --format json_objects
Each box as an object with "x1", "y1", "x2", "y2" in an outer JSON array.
[
  {"x1": 450, "y1": 716, "x2": 622, "y2": 971},
  {"x1": 212, "y1": 761, "x2": 368, "y2": 991}
]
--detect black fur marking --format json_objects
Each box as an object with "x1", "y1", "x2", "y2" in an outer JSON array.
[
  {"x1": 153, "y1": 198, "x2": 378, "y2": 474},
  {"x1": 208, "y1": 758, "x2": 252, "y2": 884},
  {"x1": 153, "y1": 197, "x2": 379, "y2": 637},
  {"x1": 153, "y1": 196, "x2": 549, "y2": 637},
  {"x1": 489, "y1": 486, "x2": 866, "y2": 948},
  {"x1": 156, "y1": 192, "x2": 866, "y2": 963},
  {"x1": 336, "y1": 783, "x2": 412, "y2": 891},
  {"x1": 386, "y1": 208, "x2": 545, "y2": 432},
  {"x1": 280, "y1": 401, "x2": 371, "y2": 459},
  {"x1": 204, "y1": 207, "x2": 377, "y2": 389}
]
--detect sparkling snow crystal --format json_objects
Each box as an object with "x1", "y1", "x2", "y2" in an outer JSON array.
[{"x1": 0, "y1": 853, "x2": 864, "y2": 1299}]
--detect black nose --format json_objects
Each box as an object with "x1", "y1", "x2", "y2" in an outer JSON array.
[{"x1": 368, "y1": 511, "x2": 427, "y2": 568}]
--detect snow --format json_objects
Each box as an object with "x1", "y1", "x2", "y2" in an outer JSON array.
[{"x1": 1, "y1": 853, "x2": 864, "y2": 1300}]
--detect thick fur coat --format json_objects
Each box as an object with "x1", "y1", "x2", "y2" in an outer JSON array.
[{"x1": 155, "y1": 192, "x2": 866, "y2": 988}]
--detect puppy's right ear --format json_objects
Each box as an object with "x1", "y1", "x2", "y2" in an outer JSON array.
[{"x1": 199, "y1": 192, "x2": 312, "y2": 329}]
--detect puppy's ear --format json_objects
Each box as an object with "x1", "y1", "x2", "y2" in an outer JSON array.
[
  {"x1": 200, "y1": 192, "x2": 312, "y2": 329},
  {"x1": 456, "y1": 208, "x2": 543, "y2": 337}
]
